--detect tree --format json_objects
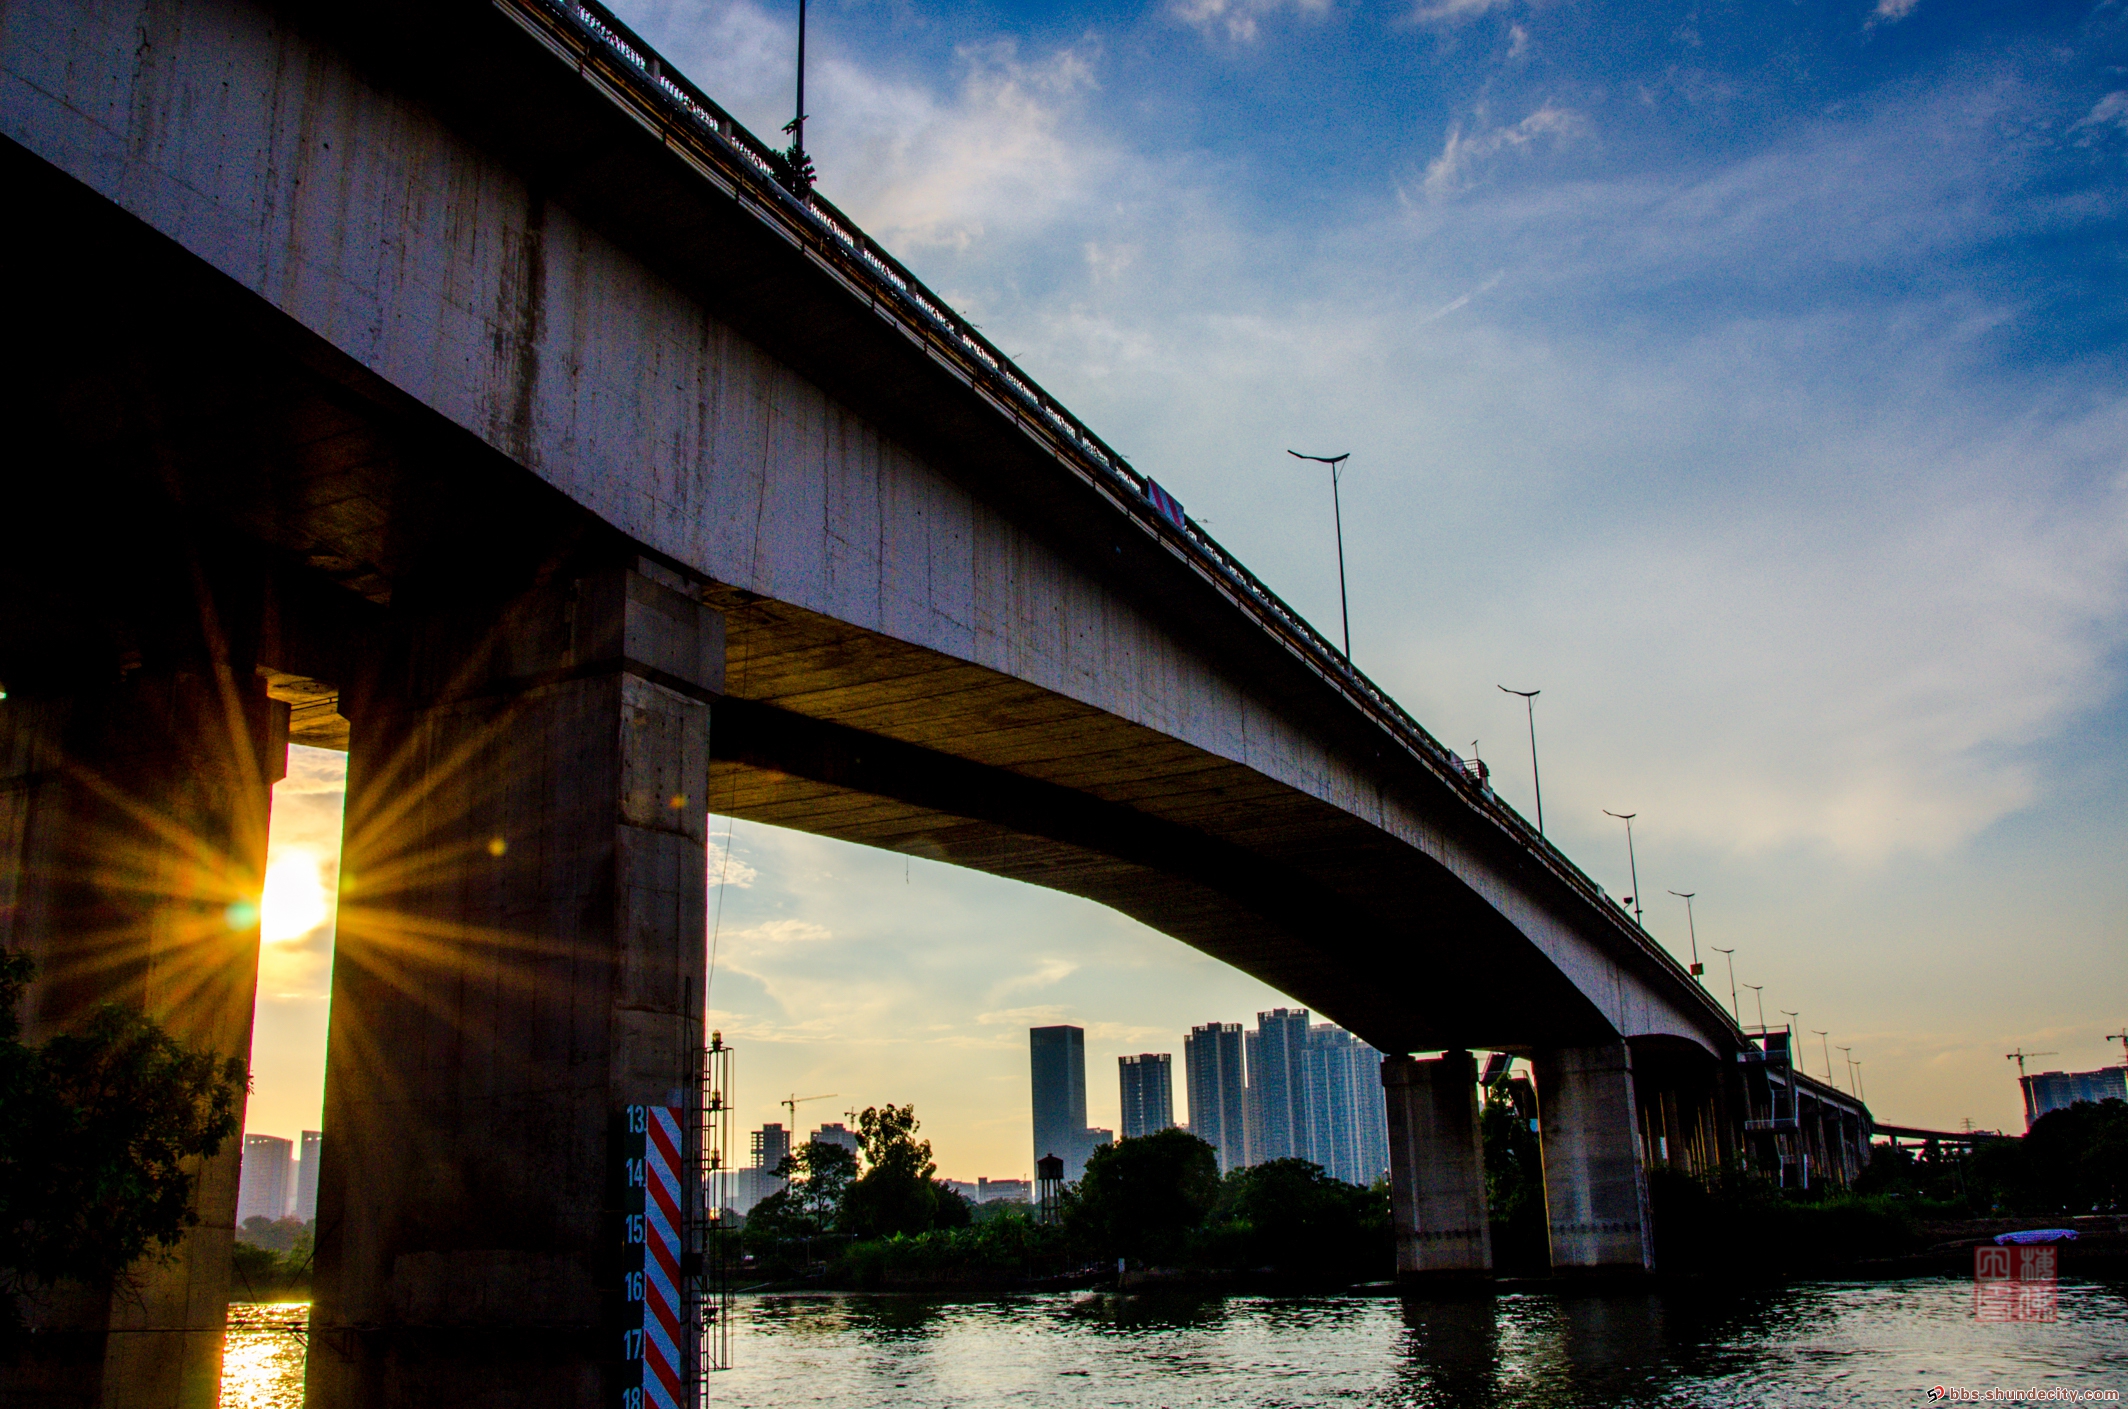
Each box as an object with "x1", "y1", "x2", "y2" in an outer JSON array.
[
  {"x1": 842, "y1": 1104, "x2": 951, "y2": 1239},
  {"x1": 0, "y1": 949, "x2": 245, "y2": 1298},
  {"x1": 1201, "y1": 1157, "x2": 1385, "y2": 1279},
  {"x1": 1070, "y1": 1128, "x2": 1221, "y2": 1266},
  {"x1": 778, "y1": 1139, "x2": 858, "y2": 1225}
]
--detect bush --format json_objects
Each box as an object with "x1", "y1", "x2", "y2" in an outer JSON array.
[{"x1": 0, "y1": 949, "x2": 244, "y2": 1300}]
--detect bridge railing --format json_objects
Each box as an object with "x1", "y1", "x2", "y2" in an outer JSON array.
[{"x1": 502, "y1": 0, "x2": 1728, "y2": 1031}]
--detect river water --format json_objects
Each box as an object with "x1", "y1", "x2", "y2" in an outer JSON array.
[{"x1": 223, "y1": 1278, "x2": 2128, "y2": 1407}]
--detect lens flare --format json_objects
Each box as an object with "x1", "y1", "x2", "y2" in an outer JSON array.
[{"x1": 260, "y1": 848, "x2": 329, "y2": 943}]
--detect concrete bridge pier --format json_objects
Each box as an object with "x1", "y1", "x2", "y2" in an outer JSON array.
[
  {"x1": 1381, "y1": 1051, "x2": 1493, "y2": 1281},
  {"x1": 1533, "y1": 1042, "x2": 1655, "y2": 1273},
  {"x1": 0, "y1": 591, "x2": 284, "y2": 1406},
  {"x1": 307, "y1": 560, "x2": 721, "y2": 1409}
]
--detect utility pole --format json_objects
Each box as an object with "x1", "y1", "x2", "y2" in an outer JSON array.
[
  {"x1": 1498, "y1": 686, "x2": 1543, "y2": 836},
  {"x1": 1712, "y1": 947, "x2": 1739, "y2": 1025},
  {"x1": 1287, "y1": 451, "x2": 1353, "y2": 658},
  {"x1": 1668, "y1": 890, "x2": 1702, "y2": 977},
  {"x1": 1601, "y1": 810, "x2": 1644, "y2": 928}
]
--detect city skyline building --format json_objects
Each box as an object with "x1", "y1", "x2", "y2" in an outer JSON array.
[
  {"x1": 1247, "y1": 1008, "x2": 1313, "y2": 1164},
  {"x1": 1185, "y1": 1022, "x2": 1250, "y2": 1173},
  {"x1": 237, "y1": 1133, "x2": 293, "y2": 1224},
  {"x1": 1030, "y1": 1025, "x2": 1111, "y2": 1182},
  {"x1": 1302, "y1": 1025, "x2": 1391, "y2": 1186},
  {"x1": 2021, "y1": 1065, "x2": 2128, "y2": 1127},
  {"x1": 750, "y1": 1122, "x2": 792, "y2": 1173},
  {"x1": 294, "y1": 1130, "x2": 322, "y2": 1223},
  {"x1": 810, "y1": 1123, "x2": 859, "y2": 1159},
  {"x1": 1118, "y1": 1053, "x2": 1176, "y2": 1139}
]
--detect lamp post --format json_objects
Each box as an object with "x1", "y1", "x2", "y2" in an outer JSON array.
[
  {"x1": 1712, "y1": 947, "x2": 1739, "y2": 1025},
  {"x1": 778, "y1": 0, "x2": 818, "y2": 192},
  {"x1": 1497, "y1": 686, "x2": 1543, "y2": 836},
  {"x1": 1744, "y1": 983, "x2": 1766, "y2": 1031},
  {"x1": 1813, "y1": 1030, "x2": 1832, "y2": 1082},
  {"x1": 1287, "y1": 450, "x2": 1352, "y2": 658},
  {"x1": 1838, "y1": 1046, "x2": 1856, "y2": 1097},
  {"x1": 1601, "y1": 810, "x2": 1643, "y2": 928},
  {"x1": 1668, "y1": 890, "x2": 1703, "y2": 978}
]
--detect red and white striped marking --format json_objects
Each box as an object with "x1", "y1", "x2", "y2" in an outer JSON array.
[{"x1": 643, "y1": 1106, "x2": 686, "y2": 1409}]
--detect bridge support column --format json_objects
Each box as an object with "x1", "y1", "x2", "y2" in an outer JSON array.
[
  {"x1": 1381, "y1": 1050, "x2": 1492, "y2": 1281},
  {"x1": 0, "y1": 638, "x2": 281, "y2": 1406},
  {"x1": 307, "y1": 562, "x2": 722, "y2": 1409},
  {"x1": 1533, "y1": 1041, "x2": 1654, "y2": 1273}
]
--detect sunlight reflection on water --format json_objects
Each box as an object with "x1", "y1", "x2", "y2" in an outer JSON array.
[
  {"x1": 220, "y1": 1302, "x2": 306, "y2": 1409},
  {"x1": 218, "y1": 1279, "x2": 2128, "y2": 1407}
]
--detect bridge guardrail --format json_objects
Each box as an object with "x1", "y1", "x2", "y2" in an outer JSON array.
[{"x1": 500, "y1": 0, "x2": 1735, "y2": 1038}]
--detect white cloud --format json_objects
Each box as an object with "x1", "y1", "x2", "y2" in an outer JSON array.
[
  {"x1": 1871, "y1": 0, "x2": 1922, "y2": 23},
  {"x1": 1170, "y1": 0, "x2": 1330, "y2": 43},
  {"x1": 726, "y1": 918, "x2": 833, "y2": 946},
  {"x1": 1421, "y1": 104, "x2": 1584, "y2": 198},
  {"x1": 1407, "y1": 0, "x2": 1514, "y2": 23},
  {"x1": 2072, "y1": 91, "x2": 2128, "y2": 138},
  {"x1": 706, "y1": 834, "x2": 757, "y2": 888},
  {"x1": 985, "y1": 958, "x2": 1080, "y2": 1002}
]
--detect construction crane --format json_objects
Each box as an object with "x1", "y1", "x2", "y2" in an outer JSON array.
[
  {"x1": 2108, "y1": 1027, "x2": 2128, "y2": 1067},
  {"x1": 781, "y1": 1092, "x2": 837, "y2": 1123},
  {"x1": 2007, "y1": 1049, "x2": 2055, "y2": 1131},
  {"x1": 2005, "y1": 1049, "x2": 2055, "y2": 1081}
]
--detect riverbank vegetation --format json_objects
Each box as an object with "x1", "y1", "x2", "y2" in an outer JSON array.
[
  {"x1": 1, "y1": 948, "x2": 245, "y2": 1327},
  {"x1": 742, "y1": 1092, "x2": 2126, "y2": 1290}
]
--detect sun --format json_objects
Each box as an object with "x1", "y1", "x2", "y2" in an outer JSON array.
[{"x1": 259, "y1": 848, "x2": 331, "y2": 943}]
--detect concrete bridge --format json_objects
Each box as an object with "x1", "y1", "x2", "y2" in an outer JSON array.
[{"x1": 0, "y1": 0, "x2": 1858, "y2": 1403}]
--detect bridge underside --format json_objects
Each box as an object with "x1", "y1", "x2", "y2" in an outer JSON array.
[
  {"x1": 0, "y1": 134, "x2": 1616, "y2": 1058},
  {"x1": 0, "y1": 13, "x2": 1760, "y2": 1399}
]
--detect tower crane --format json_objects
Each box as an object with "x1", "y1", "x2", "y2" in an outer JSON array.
[
  {"x1": 2007, "y1": 1049, "x2": 2055, "y2": 1132},
  {"x1": 2005, "y1": 1049, "x2": 2055, "y2": 1081},
  {"x1": 781, "y1": 1092, "x2": 838, "y2": 1126},
  {"x1": 2108, "y1": 1027, "x2": 2127, "y2": 1067}
]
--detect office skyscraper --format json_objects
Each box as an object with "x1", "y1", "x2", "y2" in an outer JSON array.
[
  {"x1": 1032, "y1": 1025, "x2": 1107, "y2": 1182},
  {"x1": 237, "y1": 1134, "x2": 293, "y2": 1223},
  {"x1": 1248, "y1": 1008, "x2": 1312, "y2": 1164},
  {"x1": 1118, "y1": 1053, "x2": 1175, "y2": 1139},
  {"x1": 1185, "y1": 1022, "x2": 1249, "y2": 1173},
  {"x1": 294, "y1": 1130, "x2": 323, "y2": 1222}
]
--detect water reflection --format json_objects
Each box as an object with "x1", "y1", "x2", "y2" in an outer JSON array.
[
  {"x1": 219, "y1": 1302, "x2": 306, "y2": 1409},
  {"x1": 220, "y1": 1278, "x2": 2128, "y2": 1407}
]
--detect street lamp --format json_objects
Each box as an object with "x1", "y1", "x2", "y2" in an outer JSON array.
[
  {"x1": 778, "y1": 0, "x2": 819, "y2": 192},
  {"x1": 1668, "y1": 890, "x2": 1703, "y2": 978},
  {"x1": 1838, "y1": 1046, "x2": 1856, "y2": 1097},
  {"x1": 1601, "y1": 810, "x2": 1644, "y2": 928},
  {"x1": 1497, "y1": 686, "x2": 1544, "y2": 836},
  {"x1": 1743, "y1": 982, "x2": 1766, "y2": 1031},
  {"x1": 1711, "y1": 947, "x2": 1739, "y2": 1025},
  {"x1": 1812, "y1": 1030, "x2": 1832, "y2": 1082},
  {"x1": 1287, "y1": 450, "x2": 1352, "y2": 658}
]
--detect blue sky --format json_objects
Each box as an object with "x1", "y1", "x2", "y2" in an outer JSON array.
[{"x1": 242, "y1": 0, "x2": 2126, "y2": 1178}]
